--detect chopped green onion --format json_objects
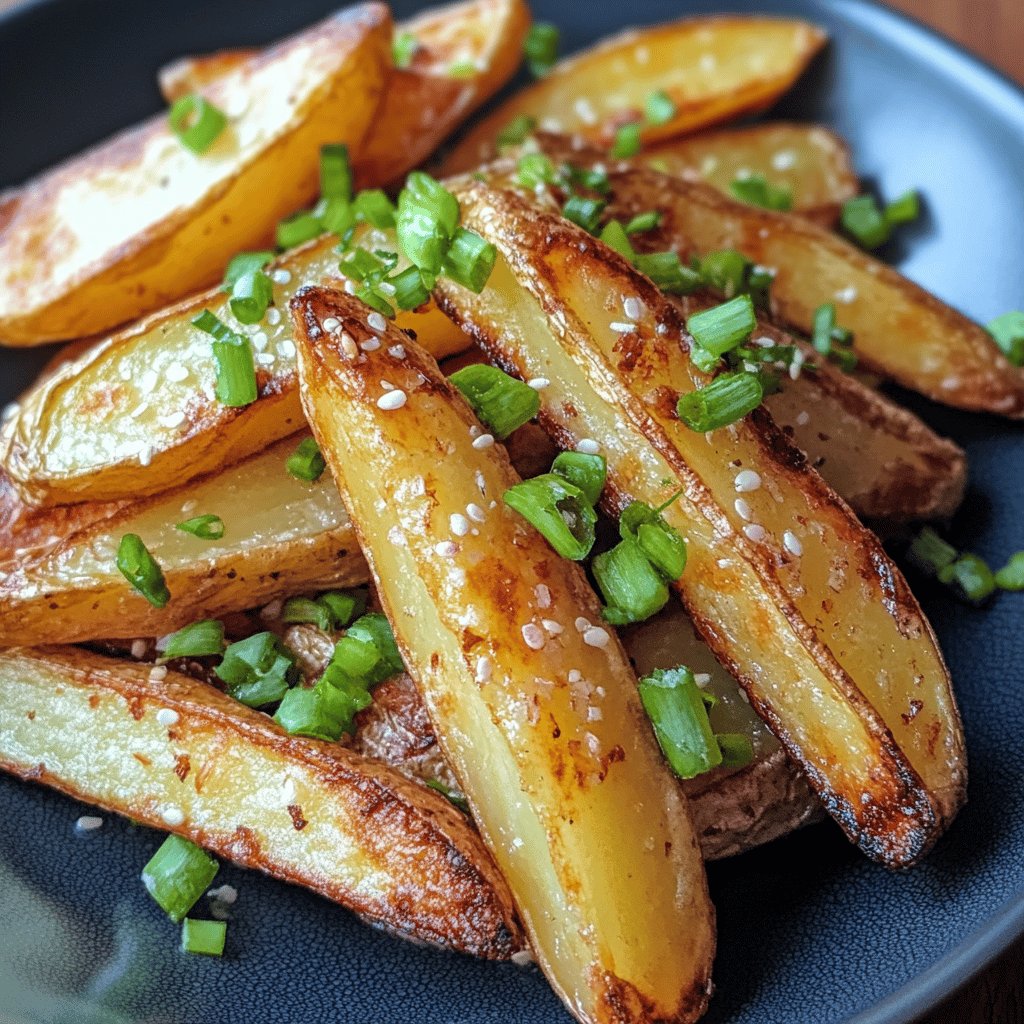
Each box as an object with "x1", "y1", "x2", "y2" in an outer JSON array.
[
  {"x1": 995, "y1": 552, "x2": 1024, "y2": 592},
  {"x1": 884, "y1": 189, "x2": 920, "y2": 225},
  {"x1": 397, "y1": 171, "x2": 460, "y2": 274},
  {"x1": 450, "y1": 364, "x2": 540, "y2": 438},
  {"x1": 356, "y1": 284, "x2": 395, "y2": 319},
  {"x1": 341, "y1": 246, "x2": 389, "y2": 283},
  {"x1": 168, "y1": 94, "x2": 227, "y2": 154},
  {"x1": 907, "y1": 526, "x2": 958, "y2": 576},
  {"x1": 345, "y1": 612, "x2": 404, "y2": 683},
  {"x1": 282, "y1": 597, "x2": 333, "y2": 631},
  {"x1": 503, "y1": 474, "x2": 597, "y2": 560},
  {"x1": 811, "y1": 303, "x2": 857, "y2": 371},
  {"x1": 274, "y1": 685, "x2": 347, "y2": 741},
  {"x1": 729, "y1": 174, "x2": 793, "y2": 212},
  {"x1": 599, "y1": 220, "x2": 635, "y2": 260},
  {"x1": 320, "y1": 143, "x2": 352, "y2": 203},
  {"x1": 697, "y1": 249, "x2": 750, "y2": 298},
  {"x1": 286, "y1": 438, "x2": 326, "y2": 482},
  {"x1": 938, "y1": 554, "x2": 997, "y2": 604},
  {"x1": 561, "y1": 194, "x2": 606, "y2": 235},
  {"x1": 551, "y1": 451, "x2": 606, "y2": 506},
  {"x1": 633, "y1": 251, "x2": 701, "y2": 295},
  {"x1": 638, "y1": 667, "x2": 722, "y2": 779},
  {"x1": 276, "y1": 210, "x2": 323, "y2": 249},
  {"x1": 611, "y1": 122, "x2": 642, "y2": 159},
  {"x1": 318, "y1": 589, "x2": 367, "y2": 628},
  {"x1": 716, "y1": 732, "x2": 754, "y2": 769},
  {"x1": 447, "y1": 60, "x2": 477, "y2": 78},
  {"x1": 524, "y1": 22, "x2": 559, "y2": 77},
  {"x1": 117, "y1": 534, "x2": 170, "y2": 609},
  {"x1": 193, "y1": 309, "x2": 257, "y2": 407},
  {"x1": 618, "y1": 501, "x2": 687, "y2": 581},
  {"x1": 593, "y1": 537, "x2": 670, "y2": 625},
  {"x1": 676, "y1": 371, "x2": 763, "y2": 432},
  {"x1": 176, "y1": 514, "x2": 225, "y2": 540},
  {"x1": 686, "y1": 295, "x2": 756, "y2": 371},
  {"x1": 497, "y1": 114, "x2": 537, "y2": 150},
  {"x1": 353, "y1": 189, "x2": 396, "y2": 228},
  {"x1": 392, "y1": 31, "x2": 418, "y2": 68},
  {"x1": 142, "y1": 835, "x2": 218, "y2": 923},
  {"x1": 746, "y1": 265, "x2": 775, "y2": 309},
  {"x1": 222, "y1": 251, "x2": 274, "y2": 291},
  {"x1": 162, "y1": 619, "x2": 225, "y2": 659},
  {"x1": 987, "y1": 311, "x2": 1024, "y2": 366},
  {"x1": 644, "y1": 89, "x2": 676, "y2": 126},
  {"x1": 566, "y1": 164, "x2": 610, "y2": 194},
  {"x1": 841, "y1": 195, "x2": 890, "y2": 249},
  {"x1": 388, "y1": 265, "x2": 432, "y2": 311},
  {"x1": 316, "y1": 197, "x2": 355, "y2": 237},
  {"x1": 443, "y1": 227, "x2": 497, "y2": 293},
  {"x1": 425, "y1": 779, "x2": 469, "y2": 812},
  {"x1": 216, "y1": 632, "x2": 296, "y2": 707},
  {"x1": 228, "y1": 269, "x2": 273, "y2": 325},
  {"x1": 517, "y1": 152, "x2": 556, "y2": 188},
  {"x1": 181, "y1": 918, "x2": 227, "y2": 956},
  {"x1": 624, "y1": 211, "x2": 661, "y2": 234}
]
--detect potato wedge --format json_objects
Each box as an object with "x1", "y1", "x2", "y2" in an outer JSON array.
[
  {"x1": 1, "y1": 228, "x2": 466, "y2": 506},
  {"x1": 0, "y1": 5, "x2": 391, "y2": 346},
  {"x1": 440, "y1": 16, "x2": 826, "y2": 173},
  {"x1": 0, "y1": 436, "x2": 365, "y2": 647},
  {"x1": 160, "y1": 0, "x2": 532, "y2": 188},
  {"x1": 436, "y1": 182, "x2": 966, "y2": 866},
  {"x1": 639, "y1": 122, "x2": 858, "y2": 226},
  {"x1": 293, "y1": 285, "x2": 715, "y2": 1023},
  {"x1": 0, "y1": 646, "x2": 522, "y2": 958}
]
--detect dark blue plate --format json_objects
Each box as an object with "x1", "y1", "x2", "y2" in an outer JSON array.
[{"x1": 1, "y1": 1, "x2": 1023, "y2": 1022}]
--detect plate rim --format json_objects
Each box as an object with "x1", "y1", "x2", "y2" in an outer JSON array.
[{"x1": 1, "y1": 0, "x2": 1023, "y2": 1022}]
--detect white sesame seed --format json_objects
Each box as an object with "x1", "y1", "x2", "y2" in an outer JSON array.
[
  {"x1": 575, "y1": 438, "x2": 600, "y2": 455},
  {"x1": 771, "y1": 149, "x2": 797, "y2": 171},
  {"x1": 535, "y1": 584, "x2": 551, "y2": 608},
  {"x1": 573, "y1": 97, "x2": 598, "y2": 125},
  {"x1": 208, "y1": 884, "x2": 238, "y2": 905},
  {"x1": 587, "y1": 707, "x2": 603, "y2": 721},
  {"x1": 739, "y1": 689, "x2": 751, "y2": 704},
  {"x1": 694, "y1": 673, "x2": 712, "y2": 687},
  {"x1": 527, "y1": 377, "x2": 550, "y2": 390},
  {"x1": 130, "y1": 640, "x2": 148, "y2": 659},
  {"x1": 138, "y1": 445, "x2": 154, "y2": 467},
  {"x1": 450, "y1": 513, "x2": 470, "y2": 536},
  {"x1": 322, "y1": 317, "x2": 341, "y2": 332},
  {"x1": 475, "y1": 470, "x2": 487, "y2": 495},
  {"x1": 388, "y1": 344, "x2": 406, "y2": 359},
  {"x1": 511, "y1": 950, "x2": 534, "y2": 967},
  {"x1": 339, "y1": 332, "x2": 359, "y2": 359},
  {"x1": 789, "y1": 347, "x2": 806, "y2": 381},
  {"x1": 575, "y1": 617, "x2": 591, "y2": 632},
  {"x1": 281, "y1": 777, "x2": 297, "y2": 803},
  {"x1": 165, "y1": 362, "x2": 189, "y2": 382},
  {"x1": 475, "y1": 656, "x2": 493, "y2": 683},
  {"x1": 734, "y1": 469, "x2": 762, "y2": 492},
  {"x1": 466, "y1": 503, "x2": 486, "y2": 523},
  {"x1": 744, "y1": 524, "x2": 768, "y2": 542},
  {"x1": 472, "y1": 433, "x2": 495, "y2": 450},
  {"x1": 583, "y1": 626, "x2": 610, "y2": 648},
  {"x1": 255, "y1": 352, "x2": 276, "y2": 367},
  {"x1": 367, "y1": 311, "x2": 388, "y2": 333},
  {"x1": 522, "y1": 624, "x2": 546, "y2": 650},
  {"x1": 434, "y1": 540, "x2": 457, "y2": 557},
  {"x1": 277, "y1": 339, "x2": 297, "y2": 358},
  {"x1": 156, "y1": 708, "x2": 179, "y2": 727},
  {"x1": 734, "y1": 498, "x2": 753, "y2": 522},
  {"x1": 541, "y1": 619, "x2": 564, "y2": 635},
  {"x1": 567, "y1": 669, "x2": 582, "y2": 683},
  {"x1": 161, "y1": 806, "x2": 185, "y2": 826},
  {"x1": 783, "y1": 530, "x2": 804, "y2": 556},
  {"x1": 622, "y1": 296, "x2": 643, "y2": 321},
  {"x1": 468, "y1": 424, "x2": 480, "y2": 436},
  {"x1": 272, "y1": 269, "x2": 292, "y2": 285},
  {"x1": 377, "y1": 389, "x2": 407, "y2": 410},
  {"x1": 360, "y1": 337, "x2": 381, "y2": 352},
  {"x1": 835, "y1": 285, "x2": 858, "y2": 304},
  {"x1": 266, "y1": 307, "x2": 282, "y2": 326},
  {"x1": 796, "y1": 410, "x2": 811, "y2": 426},
  {"x1": 158, "y1": 411, "x2": 186, "y2": 429},
  {"x1": 585, "y1": 732, "x2": 601, "y2": 754},
  {"x1": 149, "y1": 665, "x2": 168, "y2": 682},
  {"x1": 344, "y1": 279, "x2": 357, "y2": 295},
  {"x1": 76, "y1": 815, "x2": 104, "y2": 831},
  {"x1": 181, "y1": 499, "x2": 198, "y2": 514},
  {"x1": 609, "y1": 320, "x2": 634, "y2": 333}
]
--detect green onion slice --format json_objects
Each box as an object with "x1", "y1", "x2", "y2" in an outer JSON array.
[
  {"x1": 353, "y1": 189, "x2": 397, "y2": 228},
  {"x1": 841, "y1": 195, "x2": 890, "y2": 249},
  {"x1": 599, "y1": 220, "x2": 636, "y2": 260},
  {"x1": 222, "y1": 251, "x2": 274, "y2": 291},
  {"x1": 318, "y1": 589, "x2": 367, "y2": 629},
  {"x1": 561, "y1": 194, "x2": 606, "y2": 235},
  {"x1": 593, "y1": 537, "x2": 670, "y2": 625},
  {"x1": 503, "y1": 474, "x2": 597, "y2": 560},
  {"x1": 611, "y1": 123, "x2": 642, "y2": 159},
  {"x1": 216, "y1": 632, "x2": 296, "y2": 708},
  {"x1": 644, "y1": 89, "x2": 677, "y2": 126},
  {"x1": 117, "y1": 534, "x2": 170, "y2": 608},
  {"x1": 181, "y1": 918, "x2": 227, "y2": 956},
  {"x1": 142, "y1": 835, "x2": 218, "y2": 923},
  {"x1": 286, "y1": 437, "x2": 326, "y2": 482},
  {"x1": 397, "y1": 171, "x2": 460, "y2": 274},
  {"x1": 443, "y1": 227, "x2": 497, "y2": 293},
  {"x1": 497, "y1": 114, "x2": 537, "y2": 150},
  {"x1": 551, "y1": 451, "x2": 607, "y2": 506},
  {"x1": 517, "y1": 152, "x2": 556, "y2": 189},
  {"x1": 392, "y1": 31, "x2": 418, "y2": 68},
  {"x1": 425, "y1": 779, "x2": 469, "y2": 812},
  {"x1": 228, "y1": 269, "x2": 273, "y2": 326},
  {"x1": 937, "y1": 554, "x2": 997, "y2": 604},
  {"x1": 686, "y1": 295, "x2": 756, "y2": 368},
  {"x1": 618, "y1": 500, "x2": 687, "y2": 581},
  {"x1": 987, "y1": 311, "x2": 1024, "y2": 367},
  {"x1": 624, "y1": 211, "x2": 662, "y2": 234},
  {"x1": 168, "y1": 94, "x2": 227, "y2": 154},
  {"x1": 995, "y1": 552, "x2": 1024, "y2": 592},
  {"x1": 390, "y1": 265, "x2": 433, "y2": 311},
  {"x1": 638, "y1": 667, "x2": 723, "y2": 779},
  {"x1": 450, "y1": 364, "x2": 540, "y2": 439},
  {"x1": 633, "y1": 251, "x2": 701, "y2": 295},
  {"x1": 320, "y1": 143, "x2": 352, "y2": 203},
  {"x1": 276, "y1": 210, "x2": 323, "y2": 250},
  {"x1": 176, "y1": 514, "x2": 225, "y2": 540},
  {"x1": 282, "y1": 597, "x2": 333, "y2": 632},
  {"x1": 716, "y1": 732, "x2": 754, "y2": 769},
  {"x1": 524, "y1": 22, "x2": 559, "y2": 77},
  {"x1": 192, "y1": 310, "x2": 258, "y2": 407},
  {"x1": 161, "y1": 619, "x2": 225, "y2": 659},
  {"x1": 676, "y1": 371, "x2": 763, "y2": 432},
  {"x1": 884, "y1": 189, "x2": 920, "y2": 225},
  {"x1": 729, "y1": 174, "x2": 793, "y2": 211}
]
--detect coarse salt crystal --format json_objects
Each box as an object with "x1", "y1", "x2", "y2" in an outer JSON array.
[
  {"x1": 567, "y1": 669, "x2": 582, "y2": 684},
  {"x1": 587, "y1": 707, "x2": 603, "y2": 721},
  {"x1": 475, "y1": 656, "x2": 493, "y2": 683},
  {"x1": 377, "y1": 389, "x2": 407, "y2": 410},
  {"x1": 734, "y1": 469, "x2": 762, "y2": 492}
]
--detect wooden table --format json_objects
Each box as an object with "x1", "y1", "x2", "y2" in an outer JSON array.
[{"x1": 0, "y1": 0, "x2": 1020, "y2": 1018}]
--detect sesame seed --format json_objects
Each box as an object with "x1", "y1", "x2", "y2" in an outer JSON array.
[
  {"x1": 796, "y1": 411, "x2": 811, "y2": 426},
  {"x1": 744, "y1": 524, "x2": 768, "y2": 542},
  {"x1": 527, "y1": 377, "x2": 550, "y2": 390},
  {"x1": 511, "y1": 950, "x2": 534, "y2": 967},
  {"x1": 583, "y1": 626, "x2": 610, "y2": 648},
  {"x1": 377, "y1": 389, "x2": 407, "y2": 410},
  {"x1": 535, "y1": 584, "x2": 551, "y2": 608},
  {"x1": 360, "y1": 337, "x2": 381, "y2": 352},
  {"x1": 771, "y1": 149, "x2": 797, "y2": 171},
  {"x1": 739, "y1": 689, "x2": 751, "y2": 704},
  {"x1": 835, "y1": 285, "x2": 858, "y2": 303},
  {"x1": 266, "y1": 308, "x2": 282, "y2": 326},
  {"x1": 165, "y1": 362, "x2": 189, "y2": 382},
  {"x1": 734, "y1": 469, "x2": 762, "y2": 493},
  {"x1": 622, "y1": 296, "x2": 643, "y2": 321},
  {"x1": 255, "y1": 352, "x2": 276, "y2": 367},
  {"x1": 542, "y1": 619, "x2": 564, "y2": 635},
  {"x1": 208, "y1": 884, "x2": 238, "y2": 904},
  {"x1": 340, "y1": 332, "x2": 359, "y2": 359},
  {"x1": 575, "y1": 438, "x2": 600, "y2": 455},
  {"x1": 139, "y1": 369, "x2": 159, "y2": 395},
  {"x1": 158, "y1": 411, "x2": 186, "y2": 429},
  {"x1": 434, "y1": 541, "x2": 457, "y2": 557},
  {"x1": 734, "y1": 498, "x2": 753, "y2": 522},
  {"x1": 139, "y1": 445, "x2": 154, "y2": 467},
  {"x1": 130, "y1": 640, "x2": 148, "y2": 659},
  {"x1": 388, "y1": 344, "x2": 406, "y2": 359},
  {"x1": 271, "y1": 269, "x2": 292, "y2": 285},
  {"x1": 161, "y1": 806, "x2": 185, "y2": 826},
  {"x1": 575, "y1": 616, "x2": 590, "y2": 632},
  {"x1": 522, "y1": 624, "x2": 545, "y2": 650},
  {"x1": 789, "y1": 348, "x2": 805, "y2": 381},
  {"x1": 573, "y1": 97, "x2": 598, "y2": 125},
  {"x1": 609, "y1": 321, "x2": 634, "y2": 333},
  {"x1": 587, "y1": 707, "x2": 603, "y2": 721},
  {"x1": 568, "y1": 669, "x2": 582, "y2": 683},
  {"x1": 277, "y1": 339, "x2": 297, "y2": 358},
  {"x1": 344, "y1": 279, "x2": 357, "y2": 295},
  {"x1": 474, "y1": 470, "x2": 487, "y2": 495},
  {"x1": 472, "y1": 433, "x2": 495, "y2": 450},
  {"x1": 156, "y1": 708, "x2": 179, "y2": 727},
  {"x1": 181, "y1": 499, "x2": 198, "y2": 513},
  {"x1": 76, "y1": 815, "x2": 104, "y2": 832},
  {"x1": 149, "y1": 665, "x2": 168, "y2": 682},
  {"x1": 469, "y1": 424, "x2": 480, "y2": 436},
  {"x1": 367, "y1": 311, "x2": 388, "y2": 333},
  {"x1": 450, "y1": 513, "x2": 470, "y2": 536},
  {"x1": 783, "y1": 530, "x2": 804, "y2": 556},
  {"x1": 322, "y1": 317, "x2": 341, "y2": 332},
  {"x1": 475, "y1": 656, "x2": 493, "y2": 683},
  {"x1": 585, "y1": 732, "x2": 601, "y2": 754},
  {"x1": 694, "y1": 673, "x2": 712, "y2": 687},
  {"x1": 466, "y1": 503, "x2": 486, "y2": 523}
]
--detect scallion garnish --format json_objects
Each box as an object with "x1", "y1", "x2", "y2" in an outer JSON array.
[
  {"x1": 987, "y1": 311, "x2": 1024, "y2": 366},
  {"x1": 282, "y1": 597, "x2": 333, "y2": 632},
  {"x1": 697, "y1": 249, "x2": 750, "y2": 298},
  {"x1": 551, "y1": 451, "x2": 607, "y2": 506},
  {"x1": 524, "y1": 22, "x2": 559, "y2": 77},
  {"x1": 566, "y1": 164, "x2": 610, "y2": 194},
  {"x1": 356, "y1": 284, "x2": 396, "y2": 319},
  {"x1": 318, "y1": 589, "x2": 368, "y2": 628},
  {"x1": 425, "y1": 779, "x2": 469, "y2": 812},
  {"x1": 447, "y1": 60, "x2": 477, "y2": 78},
  {"x1": 276, "y1": 210, "x2": 323, "y2": 249},
  {"x1": 644, "y1": 89, "x2": 676, "y2": 126},
  {"x1": 341, "y1": 246, "x2": 389, "y2": 283},
  {"x1": 274, "y1": 686, "x2": 350, "y2": 742},
  {"x1": 599, "y1": 220, "x2": 636, "y2": 260},
  {"x1": 396, "y1": 171, "x2": 460, "y2": 274},
  {"x1": 686, "y1": 295, "x2": 756, "y2": 372},
  {"x1": 222, "y1": 251, "x2": 275, "y2": 291},
  {"x1": 117, "y1": 534, "x2": 170, "y2": 608},
  {"x1": 497, "y1": 114, "x2": 538, "y2": 150},
  {"x1": 676, "y1": 371, "x2": 763, "y2": 432},
  {"x1": 884, "y1": 190, "x2": 920, "y2": 225},
  {"x1": 624, "y1": 211, "x2": 661, "y2": 234},
  {"x1": 216, "y1": 632, "x2": 297, "y2": 708},
  {"x1": 618, "y1": 500, "x2": 687, "y2": 581},
  {"x1": 811, "y1": 303, "x2": 858, "y2": 371},
  {"x1": 181, "y1": 918, "x2": 227, "y2": 956},
  {"x1": 286, "y1": 438, "x2": 326, "y2": 482},
  {"x1": 450, "y1": 364, "x2": 540, "y2": 438},
  {"x1": 443, "y1": 227, "x2": 497, "y2": 293},
  {"x1": 517, "y1": 152, "x2": 556, "y2": 188},
  {"x1": 611, "y1": 122, "x2": 642, "y2": 159},
  {"x1": 638, "y1": 667, "x2": 722, "y2": 779},
  {"x1": 729, "y1": 174, "x2": 793, "y2": 212},
  {"x1": 175, "y1": 514, "x2": 225, "y2": 540},
  {"x1": 317, "y1": 196, "x2": 356, "y2": 237},
  {"x1": 389, "y1": 265, "x2": 433, "y2": 311},
  {"x1": 938, "y1": 554, "x2": 997, "y2": 604},
  {"x1": 561, "y1": 194, "x2": 606, "y2": 235},
  {"x1": 320, "y1": 143, "x2": 352, "y2": 203},
  {"x1": 192, "y1": 310, "x2": 258, "y2": 407},
  {"x1": 995, "y1": 552, "x2": 1024, "y2": 592},
  {"x1": 168, "y1": 94, "x2": 227, "y2": 154},
  {"x1": 162, "y1": 619, "x2": 225, "y2": 659},
  {"x1": 228, "y1": 268, "x2": 273, "y2": 325},
  {"x1": 841, "y1": 190, "x2": 919, "y2": 249},
  {"x1": 503, "y1": 474, "x2": 598, "y2": 560},
  {"x1": 633, "y1": 252, "x2": 701, "y2": 295},
  {"x1": 142, "y1": 835, "x2": 218, "y2": 923},
  {"x1": 716, "y1": 732, "x2": 754, "y2": 769},
  {"x1": 353, "y1": 189, "x2": 397, "y2": 228},
  {"x1": 392, "y1": 31, "x2": 418, "y2": 68},
  {"x1": 593, "y1": 537, "x2": 670, "y2": 624}
]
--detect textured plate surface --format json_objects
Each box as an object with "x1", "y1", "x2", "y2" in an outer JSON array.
[{"x1": 1, "y1": 1, "x2": 1023, "y2": 1022}]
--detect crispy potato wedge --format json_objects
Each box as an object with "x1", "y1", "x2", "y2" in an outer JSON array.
[
  {"x1": 293, "y1": 285, "x2": 715, "y2": 1023},
  {"x1": 440, "y1": 16, "x2": 826, "y2": 173},
  {"x1": 437, "y1": 182, "x2": 966, "y2": 866},
  {"x1": 1, "y1": 228, "x2": 466, "y2": 506},
  {"x1": 0, "y1": 646, "x2": 522, "y2": 958},
  {"x1": 639, "y1": 122, "x2": 858, "y2": 226},
  {"x1": 0, "y1": 6, "x2": 391, "y2": 347},
  {"x1": 160, "y1": 0, "x2": 531, "y2": 188},
  {"x1": 0, "y1": 436, "x2": 365, "y2": 647}
]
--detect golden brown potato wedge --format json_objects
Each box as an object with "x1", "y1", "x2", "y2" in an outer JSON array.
[
  {"x1": 639, "y1": 122, "x2": 858, "y2": 226},
  {"x1": 0, "y1": 5, "x2": 391, "y2": 347},
  {"x1": 293, "y1": 285, "x2": 715, "y2": 1023},
  {"x1": 1, "y1": 228, "x2": 466, "y2": 506},
  {"x1": 436, "y1": 182, "x2": 966, "y2": 866},
  {"x1": 0, "y1": 436, "x2": 365, "y2": 647},
  {"x1": 159, "y1": 0, "x2": 531, "y2": 188},
  {"x1": 0, "y1": 646, "x2": 522, "y2": 958},
  {"x1": 441, "y1": 16, "x2": 826, "y2": 173}
]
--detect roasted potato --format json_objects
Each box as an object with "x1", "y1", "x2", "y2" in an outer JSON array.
[
  {"x1": 0, "y1": 646, "x2": 522, "y2": 958},
  {"x1": 639, "y1": 122, "x2": 858, "y2": 226},
  {"x1": 0, "y1": 5, "x2": 392, "y2": 347},
  {"x1": 1, "y1": 228, "x2": 465, "y2": 506},
  {"x1": 436, "y1": 182, "x2": 966, "y2": 867},
  {"x1": 160, "y1": 0, "x2": 532, "y2": 188},
  {"x1": 441, "y1": 16, "x2": 826, "y2": 173},
  {"x1": 0, "y1": 436, "x2": 365, "y2": 647},
  {"x1": 293, "y1": 285, "x2": 716, "y2": 1023}
]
